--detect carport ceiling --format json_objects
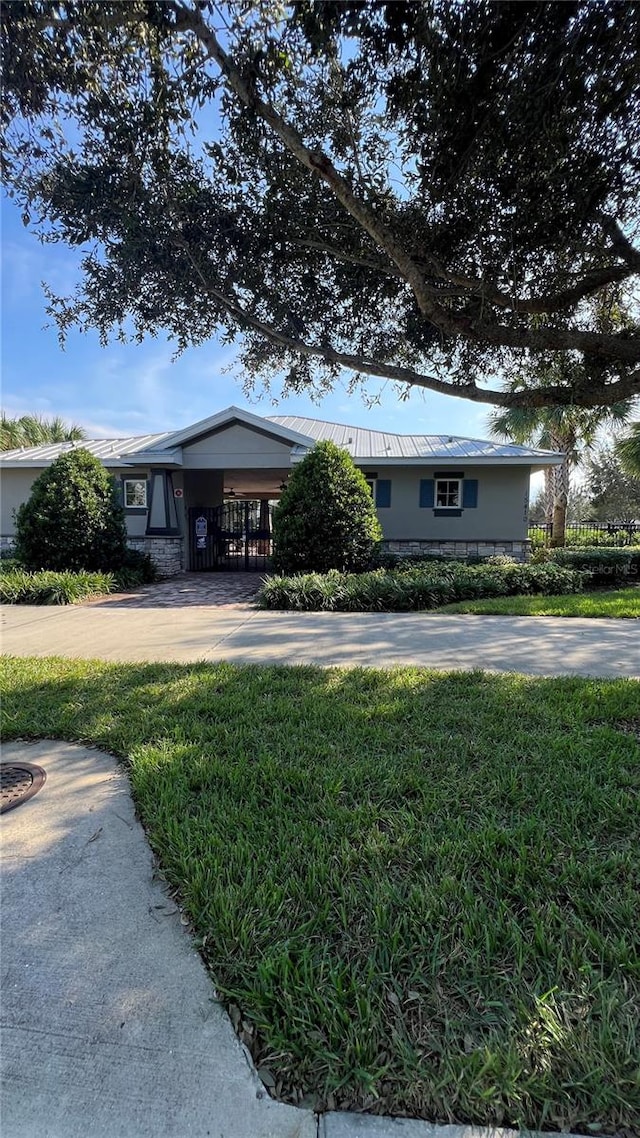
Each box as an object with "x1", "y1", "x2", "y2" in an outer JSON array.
[{"x1": 222, "y1": 468, "x2": 289, "y2": 497}]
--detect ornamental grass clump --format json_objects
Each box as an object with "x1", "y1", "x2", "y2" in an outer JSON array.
[{"x1": 0, "y1": 568, "x2": 115, "y2": 605}]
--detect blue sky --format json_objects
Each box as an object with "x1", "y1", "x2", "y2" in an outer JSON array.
[{"x1": 2, "y1": 194, "x2": 497, "y2": 443}]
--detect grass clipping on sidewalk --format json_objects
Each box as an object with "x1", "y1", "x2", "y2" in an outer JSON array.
[{"x1": 2, "y1": 657, "x2": 638, "y2": 1133}]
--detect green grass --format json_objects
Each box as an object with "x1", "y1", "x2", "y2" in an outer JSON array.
[
  {"x1": 2, "y1": 657, "x2": 639, "y2": 1133},
  {"x1": 437, "y1": 587, "x2": 640, "y2": 618}
]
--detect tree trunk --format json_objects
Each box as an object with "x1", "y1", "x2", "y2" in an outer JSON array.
[
  {"x1": 551, "y1": 499, "x2": 567, "y2": 547},
  {"x1": 550, "y1": 440, "x2": 571, "y2": 547},
  {"x1": 543, "y1": 467, "x2": 554, "y2": 525}
]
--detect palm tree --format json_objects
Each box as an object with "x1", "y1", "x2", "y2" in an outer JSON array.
[
  {"x1": 0, "y1": 413, "x2": 87, "y2": 451},
  {"x1": 616, "y1": 422, "x2": 640, "y2": 477},
  {"x1": 488, "y1": 395, "x2": 633, "y2": 547}
]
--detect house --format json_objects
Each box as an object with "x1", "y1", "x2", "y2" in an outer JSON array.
[{"x1": 0, "y1": 405, "x2": 562, "y2": 573}]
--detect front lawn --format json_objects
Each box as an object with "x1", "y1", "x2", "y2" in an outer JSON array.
[
  {"x1": 2, "y1": 657, "x2": 638, "y2": 1134},
  {"x1": 437, "y1": 587, "x2": 640, "y2": 618}
]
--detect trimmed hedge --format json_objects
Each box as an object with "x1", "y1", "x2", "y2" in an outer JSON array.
[
  {"x1": 548, "y1": 546, "x2": 640, "y2": 584},
  {"x1": 272, "y1": 441, "x2": 382, "y2": 573},
  {"x1": 529, "y1": 528, "x2": 640, "y2": 549},
  {"x1": 563, "y1": 528, "x2": 640, "y2": 547},
  {"x1": 259, "y1": 561, "x2": 586, "y2": 612}
]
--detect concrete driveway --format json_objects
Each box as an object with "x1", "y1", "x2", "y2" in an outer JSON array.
[{"x1": 1, "y1": 599, "x2": 638, "y2": 676}]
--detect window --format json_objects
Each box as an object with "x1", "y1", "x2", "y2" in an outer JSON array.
[
  {"x1": 365, "y1": 476, "x2": 391, "y2": 508},
  {"x1": 124, "y1": 479, "x2": 147, "y2": 508},
  {"x1": 436, "y1": 479, "x2": 460, "y2": 508}
]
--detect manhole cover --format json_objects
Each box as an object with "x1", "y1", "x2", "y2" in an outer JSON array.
[{"x1": 0, "y1": 762, "x2": 46, "y2": 814}]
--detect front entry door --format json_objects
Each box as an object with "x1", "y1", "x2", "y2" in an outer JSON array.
[{"x1": 188, "y1": 502, "x2": 274, "y2": 571}]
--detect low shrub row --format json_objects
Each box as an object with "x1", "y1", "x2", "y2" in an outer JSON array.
[
  {"x1": 540, "y1": 546, "x2": 640, "y2": 584},
  {"x1": 0, "y1": 569, "x2": 118, "y2": 605},
  {"x1": 114, "y1": 548, "x2": 157, "y2": 586},
  {"x1": 259, "y1": 560, "x2": 586, "y2": 612},
  {"x1": 0, "y1": 549, "x2": 157, "y2": 604}
]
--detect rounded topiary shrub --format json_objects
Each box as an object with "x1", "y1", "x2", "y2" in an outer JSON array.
[
  {"x1": 14, "y1": 448, "x2": 129, "y2": 571},
  {"x1": 272, "y1": 440, "x2": 382, "y2": 573}
]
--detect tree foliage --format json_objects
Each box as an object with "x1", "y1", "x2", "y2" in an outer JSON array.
[
  {"x1": 272, "y1": 440, "x2": 382, "y2": 573},
  {"x1": 585, "y1": 440, "x2": 640, "y2": 525},
  {"x1": 15, "y1": 447, "x2": 129, "y2": 570},
  {"x1": 487, "y1": 354, "x2": 634, "y2": 543},
  {"x1": 616, "y1": 422, "x2": 640, "y2": 477},
  {"x1": 1, "y1": 412, "x2": 86, "y2": 450},
  {"x1": 2, "y1": 1, "x2": 640, "y2": 410}
]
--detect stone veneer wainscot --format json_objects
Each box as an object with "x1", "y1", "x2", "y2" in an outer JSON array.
[
  {"x1": 127, "y1": 536, "x2": 184, "y2": 577},
  {"x1": 382, "y1": 539, "x2": 532, "y2": 562}
]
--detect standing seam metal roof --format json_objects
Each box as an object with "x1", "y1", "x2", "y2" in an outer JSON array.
[
  {"x1": 267, "y1": 416, "x2": 559, "y2": 460},
  {"x1": 0, "y1": 434, "x2": 171, "y2": 463},
  {"x1": 0, "y1": 414, "x2": 560, "y2": 463}
]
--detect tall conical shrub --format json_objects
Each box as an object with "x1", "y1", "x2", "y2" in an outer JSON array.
[
  {"x1": 15, "y1": 448, "x2": 128, "y2": 571},
  {"x1": 272, "y1": 440, "x2": 382, "y2": 573}
]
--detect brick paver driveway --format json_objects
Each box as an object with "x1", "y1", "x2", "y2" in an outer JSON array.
[{"x1": 88, "y1": 572, "x2": 265, "y2": 609}]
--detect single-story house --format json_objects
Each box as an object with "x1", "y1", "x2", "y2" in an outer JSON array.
[{"x1": 0, "y1": 405, "x2": 562, "y2": 573}]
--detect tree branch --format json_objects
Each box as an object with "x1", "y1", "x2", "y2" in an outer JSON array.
[
  {"x1": 174, "y1": 234, "x2": 640, "y2": 410},
  {"x1": 415, "y1": 260, "x2": 634, "y2": 314},
  {"x1": 174, "y1": 3, "x2": 640, "y2": 367},
  {"x1": 173, "y1": 3, "x2": 467, "y2": 338},
  {"x1": 600, "y1": 215, "x2": 640, "y2": 272},
  {"x1": 289, "y1": 239, "x2": 632, "y2": 317},
  {"x1": 286, "y1": 236, "x2": 402, "y2": 278}
]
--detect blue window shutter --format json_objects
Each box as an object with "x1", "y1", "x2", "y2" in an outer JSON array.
[
  {"x1": 376, "y1": 479, "x2": 391, "y2": 508},
  {"x1": 462, "y1": 479, "x2": 478, "y2": 508},
  {"x1": 419, "y1": 479, "x2": 434, "y2": 508}
]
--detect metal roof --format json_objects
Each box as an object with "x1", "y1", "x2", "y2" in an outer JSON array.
[
  {"x1": 268, "y1": 416, "x2": 560, "y2": 462},
  {"x1": 0, "y1": 433, "x2": 171, "y2": 467},
  {"x1": 0, "y1": 410, "x2": 562, "y2": 467}
]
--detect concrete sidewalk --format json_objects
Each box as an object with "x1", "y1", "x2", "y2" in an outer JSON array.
[
  {"x1": 0, "y1": 739, "x2": 316, "y2": 1138},
  {"x1": 1, "y1": 602, "x2": 639, "y2": 675}
]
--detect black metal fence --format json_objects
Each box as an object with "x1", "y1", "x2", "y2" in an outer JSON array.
[
  {"x1": 188, "y1": 501, "x2": 274, "y2": 571},
  {"x1": 529, "y1": 522, "x2": 640, "y2": 546}
]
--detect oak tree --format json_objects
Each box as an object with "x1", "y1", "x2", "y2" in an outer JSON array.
[{"x1": 3, "y1": 1, "x2": 640, "y2": 410}]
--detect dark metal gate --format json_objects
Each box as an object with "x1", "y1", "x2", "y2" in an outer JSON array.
[{"x1": 188, "y1": 501, "x2": 274, "y2": 572}]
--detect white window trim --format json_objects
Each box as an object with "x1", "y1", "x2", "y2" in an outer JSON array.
[
  {"x1": 435, "y1": 478, "x2": 461, "y2": 508},
  {"x1": 123, "y1": 478, "x2": 148, "y2": 509}
]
